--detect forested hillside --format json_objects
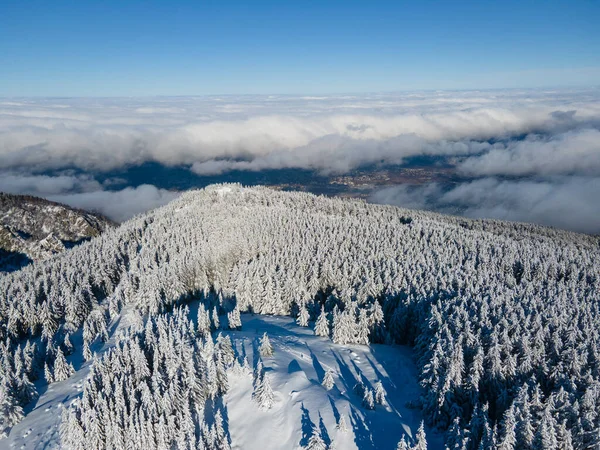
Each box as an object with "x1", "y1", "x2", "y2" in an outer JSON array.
[
  {"x1": 1, "y1": 184, "x2": 599, "y2": 449},
  {"x1": 0, "y1": 193, "x2": 113, "y2": 272}
]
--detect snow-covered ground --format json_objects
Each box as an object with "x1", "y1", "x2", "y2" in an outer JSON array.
[
  {"x1": 1, "y1": 307, "x2": 141, "y2": 450},
  {"x1": 1, "y1": 312, "x2": 442, "y2": 450},
  {"x1": 223, "y1": 315, "x2": 442, "y2": 450}
]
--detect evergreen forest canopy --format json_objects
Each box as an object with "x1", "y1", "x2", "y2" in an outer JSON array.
[{"x1": 1, "y1": 184, "x2": 599, "y2": 449}]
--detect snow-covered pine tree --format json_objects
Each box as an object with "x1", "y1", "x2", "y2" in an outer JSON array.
[
  {"x1": 297, "y1": 303, "x2": 310, "y2": 327},
  {"x1": 197, "y1": 304, "x2": 212, "y2": 336},
  {"x1": 211, "y1": 306, "x2": 220, "y2": 330},
  {"x1": 306, "y1": 426, "x2": 327, "y2": 450},
  {"x1": 259, "y1": 332, "x2": 274, "y2": 357},
  {"x1": 396, "y1": 436, "x2": 409, "y2": 450},
  {"x1": 82, "y1": 340, "x2": 92, "y2": 362},
  {"x1": 0, "y1": 382, "x2": 24, "y2": 437},
  {"x1": 322, "y1": 369, "x2": 335, "y2": 390},
  {"x1": 53, "y1": 348, "x2": 75, "y2": 382},
  {"x1": 59, "y1": 406, "x2": 85, "y2": 450},
  {"x1": 337, "y1": 414, "x2": 348, "y2": 433},
  {"x1": 363, "y1": 388, "x2": 375, "y2": 410},
  {"x1": 214, "y1": 409, "x2": 231, "y2": 450},
  {"x1": 227, "y1": 305, "x2": 242, "y2": 330},
  {"x1": 44, "y1": 362, "x2": 54, "y2": 384},
  {"x1": 63, "y1": 333, "x2": 74, "y2": 355},
  {"x1": 254, "y1": 357, "x2": 264, "y2": 388},
  {"x1": 374, "y1": 381, "x2": 386, "y2": 405},
  {"x1": 414, "y1": 422, "x2": 427, "y2": 450},
  {"x1": 253, "y1": 372, "x2": 274, "y2": 410},
  {"x1": 497, "y1": 403, "x2": 517, "y2": 450},
  {"x1": 314, "y1": 306, "x2": 330, "y2": 337}
]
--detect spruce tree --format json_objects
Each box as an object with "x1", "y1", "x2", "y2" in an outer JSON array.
[
  {"x1": 322, "y1": 369, "x2": 335, "y2": 391},
  {"x1": 414, "y1": 422, "x2": 427, "y2": 450},
  {"x1": 297, "y1": 304, "x2": 310, "y2": 327},
  {"x1": 337, "y1": 414, "x2": 348, "y2": 433},
  {"x1": 253, "y1": 372, "x2": 274, "y2": 410},
  {"x1": 53, "y1": 348, "x2": 75, "y2": 382},
  {"x1": 306, "y1": 426, "x2": 327, "y2": 450},
  {"x1": 363, "y1": 389, "x2": 375, "y2": 410},
  {"x1": 374, "y1": 381, "x2": 386, "y2": 405},
  {"x1": 314, "y1": 306, "x2": 330, "y2": 337},
  {"x1": 259, "y1": 332, "x2": 274, "y2": 357}
]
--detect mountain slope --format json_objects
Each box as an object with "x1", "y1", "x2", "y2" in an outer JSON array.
[
  {"x1": 2, "y1": 311, "x2": 444, "y2": 450},
  {"x1": 0, "y1": 193, "x2": 113, "y2": 271},
  {"x1": 0, "y1": 184, "x2": 599, "y2": 449}
]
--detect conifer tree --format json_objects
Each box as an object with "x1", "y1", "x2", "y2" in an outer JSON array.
[
  {"x1": 227, "y1": 306, "x2": 242, "y2": 330},
  {"x1": 44, "y1": 362, "x2": 54, "y2": 384},
  {"x1": 337, "y1": 414, "x2": 348, "y2": 433},
  {"x1": 396, "y1": 437, "x2": 409, "y2": 450},
  {"x1": 374, "y1": 381, "x2": 386, "y2": 405},
  {"x1": 314, "y1": 306, "x2": 330, "y2": 337},
  {"x1": 498, "y1": 404, "x2": 517, "y2": 450},
  {"x1": 259, "y1": 332, "x2": 274, "y2": 357},
  {"x1": 414, "y1": 422, "x2": 427, "y2": 450},
  {"x1": 0, "y1": 383, "x2": 24, "y2": 436},
  {"x1": 53, "y1": 348, "x2": 75, "y2": 382},
  {"x1": 363, "y1": 388, "x2": 375, "y2": 410},
  {"x1": 253, "y1": 372, "x2": 274, "y2": 410},
  {"x1": 297, "y1": 303, "x2": 310, "y2": 327},
  {"x1": 63, "y1": 333, "x2": 74, "y2": 355},
  {"x1": 306, "y1": 426, "x2": 327, "y2": 450},
  {"x1": 211, "y1": 306, "x2": 220, "y2": 330},
  {"x1": 322, "y1": 369, "x2": 335, "y2": 391}
]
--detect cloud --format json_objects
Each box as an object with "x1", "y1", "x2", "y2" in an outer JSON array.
[
  {"x1": 1, "y1": 90, "x2": 599, "y2": 231},
  {"x1": 0, "y1": 171, "x2": 178, "y2": 222},
  {"x1": 1, "y1": 89, "x2": 599, "y2": 175},
  {"x1": 0, "y1": 173, "x2": 102, "y2": 196},
  {"x1": 49, "y1": 185, "x2": 180, "y2": 222},
  {"x1": 370, "y1": 177, "x2": 600, "y2": 234},
  {"x1": 458, "y1": 128, "x2": 600, "y2": 177}
]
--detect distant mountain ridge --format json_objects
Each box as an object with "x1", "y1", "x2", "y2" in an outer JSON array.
[{"x1": 0, "y1": 192, "x2": 114, "y2": 272}]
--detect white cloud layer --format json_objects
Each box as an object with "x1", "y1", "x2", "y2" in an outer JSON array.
[
  {"x1": 1, "y1": 89, "x2": 599, "y2": 231},
  {"x1": 49, "y1": 185, "x2": 180, "y2": 223},
  {"x1": 370, "y1": 177, "x2": 600, "y2": 234},
  {"x1": 0, "y1": 171, "x2": 178, "y2": 222},
  {"x1": 1, "y1": 89, "x2": 599, "y2": 174}
]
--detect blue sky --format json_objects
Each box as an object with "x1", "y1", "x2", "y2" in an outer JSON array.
[{"x1": 1, "y1": 0, "x2": 599, "y2": 96}]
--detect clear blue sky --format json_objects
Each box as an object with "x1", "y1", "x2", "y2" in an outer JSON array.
[{"x1": 1, "y1": 0, "x2": 599, "y2": 96}]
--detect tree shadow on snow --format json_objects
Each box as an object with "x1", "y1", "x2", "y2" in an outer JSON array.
[
  {"x1": 299, "y1": 402, "x2": 316, "y2": 447},
  {"x1": 288, "y1": 359, "x2": 302, "y2": 373},
  {"x1": 349, "y1": 405, "x2": 375, "y2": 450},
  {"x1": 365, "y1": 354, "x2": 394, "y2": 388},
  {"x1": 331, "y1": 350, "x2": 359, "y2": 395},
  {"x1": 318, "y1": 412, "x2": 331, "y2": 446},
  {"x1": 308, "y1": 345, "x2": 326, "y2": 382},
  {"x1": 350, "y1": 359, "x2": 374, "y2": 392},
  {"x1": 328, "y1": 395, "x2": 341, "y2": 424}
]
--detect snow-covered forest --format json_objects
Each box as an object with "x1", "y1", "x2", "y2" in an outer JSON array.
[{"x1": 1, "y1": 184, "x2": 599, "y2": 449}]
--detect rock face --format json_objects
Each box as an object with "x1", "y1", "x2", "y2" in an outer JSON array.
[{"x1": 0, "y1": 193, "x2": 113, "y2": 271}]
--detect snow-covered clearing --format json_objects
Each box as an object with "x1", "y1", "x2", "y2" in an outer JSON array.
[
  {"x1": 223, "y1": 315, "x2": 442, "y2": 450},
  {"x1": 2, "y1": 312, "x2": 442, "y2": 450}
]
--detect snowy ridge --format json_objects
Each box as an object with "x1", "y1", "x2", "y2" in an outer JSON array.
[
  {"x1": 0, "y1": 184, "x2": 599, "y2": 449},
  {"x1": 0, "y1": 192, "x2": 113, "y2": 271}
]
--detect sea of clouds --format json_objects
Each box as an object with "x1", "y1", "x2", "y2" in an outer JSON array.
[{"x1": 0, "y1": 89, "x2": 599, "y2": 232}]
